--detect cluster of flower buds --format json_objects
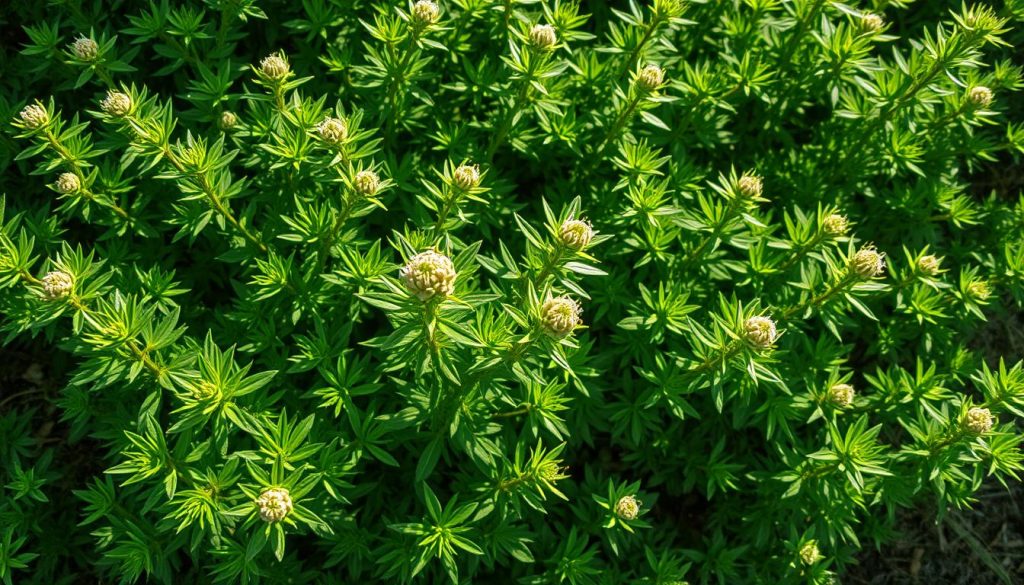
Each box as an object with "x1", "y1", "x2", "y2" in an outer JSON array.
[
  {"x1": 401, "y1": 249, "x2": 457, "y2": 301},
  {"x1": 55, "y1": 173, "x2": 81, "y2": 195},
  {"x1": 71, "y1": 37, "x2": 99, "y2": 61},
  {"x1": 540, "y1": 296, "x2": 582, "y2": 339},
  {"x1": 317, "y1": 117, "x2": 348, "y2": 145},
  {"x1": 260, "y1": 53, "x2": 291, "y2": 80},
  {"x1": 529, "y1": 24, "x2": 558, "y2": 51},
  {"x1": 737, "y1": 173, "x2": 763, "y2": 200},
  {"x1": 18, "y1": 103, "x2": 49, "y2": 129},
  {"x1": 963, "y1": 407, "x2": 994, "y2": 435},
  {"x1": 101, "y1": 90, "x2": 132, "y2": 117},
  {"x1": 827, "y1": 383, "x2": 855, "y2": 409},
  {"x1": 42, "y1": 270, "x2": 73, "y2": 300},
  {"x1": 966, "y1": 280, "x2": 991, "y2": 302},
  {"x1": 850, "y1": 246, "x2": 885, "y2": 279},
  {"x1": 799, "y1": 541, "x2": 821, "y2": 565},
  {"x1": 411, "y1": 0, "x2": 440, "y2": 27},
  {"x1": 558, "y1": 218, "x2": 594, "y2": 251},
  {"x1": 614, "y1": 495, "x2": 641, "y2": 520},
  {"x1": 652, "y1": 0, "x2": 685, "y2": 19},
  {"x1": 219, "y1": 111, "x2": 238, "y2": 131},
  {"x1": 634, "y1": 64, "x2": 665, "y2": 94},
  {"x1": 967, "y1": 86, "x2": 993, "y2": 109},
  {"x1": 452, "y1": 164, "x2": 481, "y2": 191},
  {"x1": 916, "y1": 254, "x2": 941, "y2": 276},
  {"x1": 821, "y1": 213, "x2": 849, "y2": 237},
  {"x1": 859, "y1": 13, "x2": 885, "y2": 34},
  {"x1": 744, "y1": 316, "x2": 777, "y2": 349},
  {"x1": 353, "y1": 170, "x2": 381, "y2": 197},
  {"x1": 257, "y1": 488, "x2": 293, "y2": 523}
]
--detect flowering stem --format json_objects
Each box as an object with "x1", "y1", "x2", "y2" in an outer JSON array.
[
  {"x1": 318, "y1": 196, "x2": 354, "y2": 273},
  {"x1": 691, "y1": 341, "x2": 742, "y2": 375},
  {"x1": 486, "y1": 55, "x2": 543, "y2": 162},
  {"x1": 775, "y1": 232, "x2": 825, "y2": 273},
  {"x1": 41, "y1": 130, "x2": 130, "y2": 219},
  {"x1": 781, "y1": 272, "x2": 859, "y2": 320}
]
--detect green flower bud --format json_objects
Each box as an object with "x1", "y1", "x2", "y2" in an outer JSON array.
[
  {"x1": 353, "y1": 170, "x2": 381, "y2": 197},
  {"x1": 412, "y1": 0, "x2": 440, "y2": 26},
  {"x1": 860, "y1": 13, "x2": 884, "y2": 34},
  {"x1": 917, "y1": 254, "x2": 941, "y2": 276},
  {"x1": 452, "y1": 164, "x2": 481, "y2": 191},
  {"x1": 529, "y1": 24, "x2": 557, "y2": 51},
  {"x1": 799, "y1": 541, "x2": 821, "y2": 565},
  {"x1": 635, "y1": 64, "x2": 665, "y2": 94},
  {"x1": 963, "y1": 407, "x2": 994, "y2": 435},
  {"x1": 219, "y1": 111, "x2": 238, "y2": 131},
  {"x1": 260, "y1": 53, "x2": 290, "y2": 80},
  {"x1": 737, "y1": 173, "x2": 763, "y2": 199},
  {"x1": 822, "y1": 213, "x2": 849, "y2": 237},
  {"x1": 967, "y1": 86, "x2": 993, "y2": 109},
  {"x1": 19, "y1": 104, "x2": 49, "y2": 129},
  {"x1": 317, "y1": 117, "x2": 348, "y2": 144},
  {"x1": 827, "y1": 383, "x2": 855, "y2": 409}
]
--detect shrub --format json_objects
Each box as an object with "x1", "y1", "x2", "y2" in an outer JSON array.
[{"x1": 1, "y1": 0, "x2": 1024, "y2": 583}]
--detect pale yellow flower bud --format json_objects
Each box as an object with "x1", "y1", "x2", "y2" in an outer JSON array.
[
  {"x1": 822, "y1": 213, "x2": 849, "y2": 237},
  {"x1": 219, "y1": 111, "x2": 237, "y2": 131},
  {"x1": 56, "y1": 173, "x2": 81, "y2": 194},
  {"x1": 401, "y1": 250, "x2": 457, "y2": 301},
  {"x1": 744, "y1": 316, "x2": 777, "y2": 349},
  {"x1": 42, "y1": 271, "x2": 73, "y2": 300},
  {"x1": 800, "y1": 541, "x2": 821, "y2": 565},
  {"x1": 317, "y1": 117, "x2": 348, "y2": 144},
  {"x1": 353, "y1": 170, "x2": 381, "y2": 197},
  {"x1": 966, "y1": 280, "x2": 991, "y2": 301},
  {"x1": 412, "y1": 0, "x2": 440, "y2": 26},
  {"x1": 964, "y1": 407, "x2": 994, "y2": 435},
  {"x1": 917, "y1": 255, "x2": 941, "y2": 276},
  {"x1": 827, "y1": 383, "x2": 855, "y2": 409},
  {"x1": 558, "y1": 219, "x2": 593, "y2": 251},
  {"x1": 71, "y1": 37, "x2": 99, "y2": 61},
  {"x1": 260, "y1": 53, "x2": 290, "y2": 80},
  {"x1": 860, "y1": 13, "x2": 884, "y2": 34},
  {"x1": 19, "y1": 104, "x2": 49, "y2": 129},
  {"x1": 529, "y1": 24, "x2": 557, "y2": 50},
  {"x1": 614, "y1": 495, "x2": 641, "y2": 520},
  {"x1": 635, "y1": 64, "x2": 665, "y2": 93},
  {"x1": 540, "y1": 296, "x2": 582, "y2": 339},
  {"x1": 256, "y1": 488, "x2": 293, "y2": 523},
  {"x1": 452, "y1": 164, "x2": 481, "y2": 191},
  {"x1": 101, "y1": 91, "x2": 132, "y2": 117},
  {"x1": 967, "y1": 86, "x2": 993, "y2": 109},
  {"x1": 851, "y1": 246, "x2": 885, "y2": 279},
  {"x1": 737, "y1": 173, "x2": 763, "y2": 199}
]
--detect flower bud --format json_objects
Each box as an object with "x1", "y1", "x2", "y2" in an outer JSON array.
[
  {"x1": 859, "y1": 13, "x2": 884, "y2": 34},
  {"x1": 452, "y1": 164, "x2": 481, "y2": 191},
  {"x1": 743, "y1": 316, "x2": 777, "y2": 349},
  {"x1": 558, "y1": 219, "x2": 593, "y2": 251},
  {"x1": 260, "y1": 53, "x2": 290, "y2": 80},
  {"x1": 317, "y1": 117, "x2": 348, "y2": 144},
  {"x1": 71, "y1": 37, "x2": 99, "y2": 61},
  {"x1": 529, "y1": 24, "x2": 557, "y2": 50},
  {"x1": 256, "y1": 487, "x2": 293, "y2": 523},
  {"x1": 967, "y1": 86, "x2": 993, "y2": 109},
  {"x1": 19, "y1": 104, "x2": 49, "y2": 129},
  {"x1": 353, "y1": 170, "x2": 381, "y2": 197},
  {"x1": 412, "y1": 0, "x2": 440, "y2": 26},
  {"x1": 614, "y1": 495, "x2": 641, "y2": 520},
  {"x1": 101, "y1": 91, "x2": 132, "y2": 117},
  {"x1": 56, "y1": 173, "x2": 81, "y2": 194},
  {"x1": 540, "y1": 296, "x2": 582, "y2": 339},
  {"x1": 401, "y1": 249, "x2": 457, "y2": 301},
  {"x1": 916, "y1": 254, "x2": 941, "y2": 276},
  {"x1": 634, "y1": 64, "x2": 665, "y2": 94},
  {"x1": 827, "y1": 383, "x2": 855, "y2": 409},
  {"x1": 822, "y1": 213, "x2": 849, "y2": 237},
  {"x1": 219, "y1": 111, "x2": 237, "y2": 131},
  {"x1": 964, "y1": 407, "x2": 994, "y2": 435},
  {"x1": 737, "y1": 173, "x2": 762, "y2": 199},
  {"x1": 851, "y1": 246, "x2": 885, "y2": 279},
  {"x1": 193, "y1": 381, "x2": 219, "y2": 401},
  {"x1": 799, "y1": 541, "x2": 821, "y2": 565},
  {"x1": 966, "y1": 280, "x2": 991, "y2": 301},
  {"x1": 42, "y1": 271, "x2": 73, "y2": 300}
]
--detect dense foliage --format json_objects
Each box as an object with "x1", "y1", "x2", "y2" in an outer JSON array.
[{"x1": 2, "y1": 0, "x2": 1024, "y2": 583}]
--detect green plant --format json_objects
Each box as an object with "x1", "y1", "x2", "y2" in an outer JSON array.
[{"x1": 1, "y1": 0, "x2": 1024, "y2": 583}]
